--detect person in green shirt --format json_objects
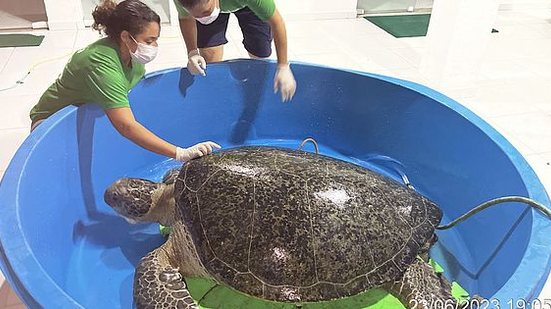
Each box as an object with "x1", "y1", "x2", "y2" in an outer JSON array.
[
  {"x1": 29, "y1": 0, "x2": 220, "y2": 162},
  {"x1": 175, "y1": 0, "x2": 296, "y2": 102}
]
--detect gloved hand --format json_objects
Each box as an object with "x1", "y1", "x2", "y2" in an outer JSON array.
[
  {"x1": 175, "y1": 141, "x2": 221, "y2": 162},
  {"x1": 187, "y1": 49, "x2": 206, "y2": 76},
  {"x1": 274, "y1": 64, "x2": 297, "y2": 102}
]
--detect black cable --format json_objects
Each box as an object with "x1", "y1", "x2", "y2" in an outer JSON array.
[{"x1": 437, "y1": 196, "x2": 550, "y2": 230}]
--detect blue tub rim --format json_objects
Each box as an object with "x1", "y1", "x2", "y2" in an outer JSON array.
[{"x1": 0, "y1": 59, "x2": 549, "y2": 307}]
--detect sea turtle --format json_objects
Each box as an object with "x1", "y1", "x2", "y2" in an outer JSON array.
[{"x1": 104, "y1": 146, "x2": 472, "y2": 309}]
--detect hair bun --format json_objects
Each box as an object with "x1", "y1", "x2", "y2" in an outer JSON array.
[{"x1": 92, "y1": 0, "x2": 118, "y2": 33}]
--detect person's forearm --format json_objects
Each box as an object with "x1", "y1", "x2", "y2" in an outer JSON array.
[
  {"x1": 119, "y1": 121, "x2": 177, "y2": 158},
  {"x1": 179, "y1": 17, "x2": 199, "y2": 53},
  {"x1": 270, "y1": 11, "x2": 289, "y2": 65}
]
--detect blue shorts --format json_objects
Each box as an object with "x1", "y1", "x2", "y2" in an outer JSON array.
[{"x1": 196, "y1": 7, "x2": 273, "y2": 58}]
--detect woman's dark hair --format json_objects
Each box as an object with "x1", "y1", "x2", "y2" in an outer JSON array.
[
  {"x1": 92, "y1": 0, "x2": 160, "y2": 40},
  {"x1": 178, "y1": 0, "x2": 207, "y2": 9}
]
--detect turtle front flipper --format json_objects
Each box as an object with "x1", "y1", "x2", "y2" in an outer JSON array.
[
  {"x1": 383, "y1": 258, "x2": 475, "y2": 309},
  {"x1": 134, "y1": 245, "x2": 197, "y2": 309}
]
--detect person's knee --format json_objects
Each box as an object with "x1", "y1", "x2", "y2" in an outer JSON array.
[
  {"x1": 248, "y1": 52, "x2": 269, "y2": 59},
  {"x1": 30, "y1": 119, "x2": 45, "y2": 132},
  {"x1": 199, "y1": 46, "x2": 224, "y2": 63},
  {"x1": 245, "y1": 44, "x2": 272, "y2": 59}
]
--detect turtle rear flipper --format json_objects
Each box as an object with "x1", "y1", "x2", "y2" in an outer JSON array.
[
  {"x1": 134, "y1": 245, "x2": 197, "y2": 309},
  {"x1": 383, "y1": 258, "x2": 476, "y2": 309}
]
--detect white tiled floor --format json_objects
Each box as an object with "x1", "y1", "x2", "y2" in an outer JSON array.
[{"x1": 0, "y1": 8, "x2": 550, "y2": 308}]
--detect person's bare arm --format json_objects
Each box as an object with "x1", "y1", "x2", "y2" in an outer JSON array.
[
  {"x1": 105, "y1": 107, "x2": 177, "y2": 158},
  {"x1": 267, "y1": 9, "x2": 288, "y2": 65},
  {"x1": 267, "y1": 8, "x2": 296, "y2": 101},
  {"x1": 179, "y1": 16, "x2": 207, "y2": 75},
  {"x1": 105, "y1": 107, "x2": 221, "y2": 160},
  {"x1": 179, "y1": 16, "x2": 199, "y2": 53}
]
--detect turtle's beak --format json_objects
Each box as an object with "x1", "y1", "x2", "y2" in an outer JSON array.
[{"x1": 104, "y1": 179, "x2": 128, "y2": 209}]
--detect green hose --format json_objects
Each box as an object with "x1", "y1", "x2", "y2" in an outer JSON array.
[{"x1": 437, "y1": 196, "x2": 551, "y2": 230}]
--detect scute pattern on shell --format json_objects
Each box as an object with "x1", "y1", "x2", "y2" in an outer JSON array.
[{"x1": 173, "y1": 147, "x2": 442, "y2": 302}]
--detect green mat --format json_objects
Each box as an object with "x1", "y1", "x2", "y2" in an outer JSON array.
[
  {"x1": 184, "y1": 259, "x2": 469, "y2": 309},
  {"x1": 365, "y1": 14, "x2": 431, "y2": 38},
  {"x1": 0, "y1": 34, "x2": 45, "y2": 48}
]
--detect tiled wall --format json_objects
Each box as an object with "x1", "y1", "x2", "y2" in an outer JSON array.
[
  {"x1": 499, "y1": 0, "x2": 551, "y2": 10},
  {"x1": 415, "y1": 0, "x2": 434, "y2": 9},
  {"x1": 0, "y1": 0, "x2": 47, "y2": 17},
  {"x1": 0, "y1": 0, "x2": 48, "y2": 30}
]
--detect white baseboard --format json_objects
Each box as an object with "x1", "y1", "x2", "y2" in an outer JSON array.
[
  {"x1": 282, "y1": 10, "x2": 358, "y2": 21},
  {"x1": 360, "y1": 9, "x2": 432, "y2": 17},
  {"x1": 46, "y1": 20, "x2": 86, "y2": 30},
  {"x1": 83, "y1": 19, "x2": 94, "y2": 27},
  {"x1": 499, "y1": 2, "x2": 551, "y2": 10},
  {"x1": 31, "y1": 21, "x2": 48, "y2": 29}
]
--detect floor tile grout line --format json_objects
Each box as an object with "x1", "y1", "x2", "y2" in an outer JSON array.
[
  {"x1": 0, "y1": 48, "x2": 16, "y2": 76},
  {"x1": 71, "y1": 28, "x2": 79, "y2": 52},
  {"x1": 0, "y1": 125, "x2": 31, "y2": 131},
  {"x1": 529, "y1": 151, "x2": 551, "y2": 157},
  {"x1": 486, "y1": 110, "x2": 551, "y2": 119}
]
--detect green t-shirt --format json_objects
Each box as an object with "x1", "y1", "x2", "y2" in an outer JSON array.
[
  {"x1": 30, "y1": 38, "x2": 145, "y2": 122},
  {"x1": 173, "y1": 0, "x2": 276, "y2": 21}
]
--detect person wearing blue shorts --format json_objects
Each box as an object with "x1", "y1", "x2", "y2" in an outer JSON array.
[{"x1": 174, "y1": 0, "x2": 296, "y2": 101}]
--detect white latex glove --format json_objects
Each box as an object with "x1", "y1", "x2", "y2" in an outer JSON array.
[
  {"x1": 273, "y1": 64, "x2": 297, "y2": 102},
  {"x1": 187, "y1": 49, "x2": 207, "y2": 76},
  {"x1": 175, "y1": 141, "x2": 221, "y2": 162}
]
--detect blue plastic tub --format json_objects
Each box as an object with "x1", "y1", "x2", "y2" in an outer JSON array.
[{"x1": 0, "y1": 60, "x2": 549, "y2": 308}]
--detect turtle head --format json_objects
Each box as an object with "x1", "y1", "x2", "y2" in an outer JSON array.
[{"x1": 104, "y1": 178, "x2": 175, "y2": 225}]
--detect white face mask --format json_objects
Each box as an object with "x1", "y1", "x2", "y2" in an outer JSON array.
[
  {"x1": 196, "y1": 6, "x2": 220, "y2": 25},
  {"x1": 129, "y1": 35, "x2": 158, "y2": 64}
]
